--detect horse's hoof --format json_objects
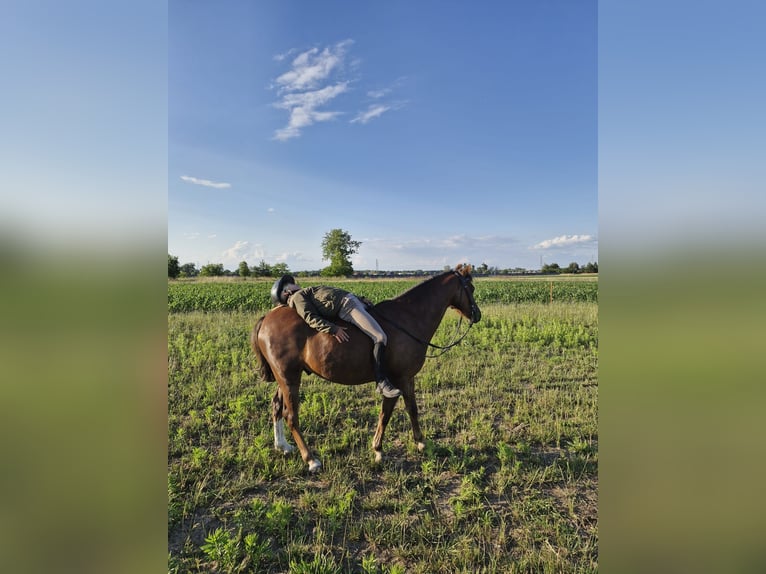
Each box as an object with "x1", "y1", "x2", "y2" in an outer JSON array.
[
  {"x1": 274, "y1": 443, "x2": 295, "y2": 454},
  {"x1": 416, "y1": 442, "x2": 426, "y2": 452},
  {"x1": 373, "y1": 451, "x2": 383, "y2": 464},
  {"x1": 308, "y1": 459, "x2": 322, "y2": 473}
]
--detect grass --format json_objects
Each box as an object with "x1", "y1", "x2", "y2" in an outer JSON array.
[{"x1": 168, "y1": 301, "x2": 597, "y2": 573}]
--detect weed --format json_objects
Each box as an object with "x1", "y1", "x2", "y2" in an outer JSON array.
[{"x1": 168, "y1": 293, "x2": 598, "y2": 572}]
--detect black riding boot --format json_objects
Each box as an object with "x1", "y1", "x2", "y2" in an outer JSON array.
[{"x1": 373, "y1": 342, "x2": 401, "y2": 398}]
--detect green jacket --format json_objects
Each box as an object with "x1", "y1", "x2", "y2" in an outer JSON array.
[{"x1": 288, "y1": 286, "x2": 350, "y2": 334}]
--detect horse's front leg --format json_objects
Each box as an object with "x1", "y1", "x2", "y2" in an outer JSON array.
[
  {"x1": 280, "y1": 380, "x2": 322, "y2": 473},
  {"x1": 372, "y1": 395, "x2": 399, "y2": 463},
  {"x1": 401, "y1": 379, "x2": 425, "y2": 452}
]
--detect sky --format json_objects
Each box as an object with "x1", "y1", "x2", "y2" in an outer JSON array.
[{"x1": 168, "y1": 1, "x2": 597, "y2": 272}]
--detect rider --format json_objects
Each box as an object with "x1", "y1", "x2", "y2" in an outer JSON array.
[{"x1": 270, "y1": 275, "x2": 401, "y2": 399}]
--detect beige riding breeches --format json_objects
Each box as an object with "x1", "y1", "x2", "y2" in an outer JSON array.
[{"x1": 338, "y1": 294, "x2": 387, "y2": 345}]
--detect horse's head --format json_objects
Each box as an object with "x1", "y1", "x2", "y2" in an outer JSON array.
[{"x1": 450, "y1": 264, "x2": 481, "y2": 323}]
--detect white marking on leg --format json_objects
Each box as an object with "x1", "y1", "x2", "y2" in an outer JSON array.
[
  {"x1": 417, "y1": 442, "x2": 425, "y2": 452},
  {"x1": 273, "y1": 419, "x2": 294, "y2": 454},
  {"x1": 308, "y1": 459, "x2": 322, "y2": 473},
  {"x1": 374, "y1": 451, "x2": 383, "y2": 463}
]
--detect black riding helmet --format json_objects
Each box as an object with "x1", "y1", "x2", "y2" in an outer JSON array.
[{"x1": 270, "y1": 274, "x2": 296, "y2": 305}]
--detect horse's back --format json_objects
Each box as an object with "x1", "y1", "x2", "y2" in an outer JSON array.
[{"x1": 257, "y1": 306, "x2": 375, "y2": 385}]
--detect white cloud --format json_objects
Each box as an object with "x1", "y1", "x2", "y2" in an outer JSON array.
[
  {"x1": 351, "y1": 104, "x2": 391, "y2": 124},
  {"x1": 273, "y1": 82, "x2": 349, "y2": 141},
  {"x1": 221, "y1": 240, "x2": 267, "y2": 264},
  {"x1": 275, "y1": 40, "x2": 352, "y2": 93},
  {"x1": 271, "y1": 40, "x2": 354, "y2": 141},
  {"x1": 222, "y1": 240, "x2": 250, "y2": 260},
  {"x1": 270, "y1": 40, "x2": 406, "y2": 140},
  {"x1": 180, "y1": 175, "x2": 231, "y2": 189},
  {"x1": 532, "y1": 235, "x2": 596, "y2": 249},
  {"x1": 267, "y1": 207, "x2": 275, "y2": 213},
  {"x1": 367, "y1": 88, "x2": 391, "y2": 99}
]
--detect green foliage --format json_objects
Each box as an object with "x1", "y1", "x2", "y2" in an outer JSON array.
[
  {"x1": 168, "y1": 299, "x2": 598, "y2": 572},
  {"x1": 321, "y1": 228, "x2": 360, "y2": 277},
  {"x1": 200, "y1": 527, "x2": 270, "y2": 572},
  {"x1": 289, "y1": 552, "x2": 343, "y2": 574},
  {"x1": 168, "y1": 254, "x2": 180, "y2": 278},
  {"x1": 200, "y1": 263, "x2": 225, "y2": 277},
  {"x1": 271, "y1": 262, "x2": 291, "y2": 276},
  {"x1": 179, "y1": 262, "x2": 198, "y2": 277},
  {"x1": 237, "y1": 261, "x2": 251, "y2": 277},
  {"x1": 168, "y1": 277, "x2": 598, "y2": 313},
  {"x1": 252, "y1": 259, "x2": 272, "y2": 277}
]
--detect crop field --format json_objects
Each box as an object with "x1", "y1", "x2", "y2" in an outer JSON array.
[{"x1": 168, "y1": 277, "x2": 598, "y2": 573}]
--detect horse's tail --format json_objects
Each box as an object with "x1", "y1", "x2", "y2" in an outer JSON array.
[{"x1": 251, "y1": 315, "x2": 275, "y2": 382}]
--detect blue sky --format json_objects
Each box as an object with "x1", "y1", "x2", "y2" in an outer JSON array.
[{"x1": 168, "y1": 1, "x2": 597, "y2": 271}]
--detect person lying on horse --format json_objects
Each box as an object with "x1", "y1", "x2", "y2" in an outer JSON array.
[{"x1": 270, "y1": 275, "x2": 401, "y2": 399}]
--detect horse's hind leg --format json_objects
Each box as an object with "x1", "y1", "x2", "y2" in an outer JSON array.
[
  {"x1": 272, "y1": 388, "x2": 294, "y2": 454},
  {"x1": 372, "y1": 395, "x2": 400, "y2": 463},
  {"x1": 401, "y1": 378, "x2": 425, "y2": 452}
]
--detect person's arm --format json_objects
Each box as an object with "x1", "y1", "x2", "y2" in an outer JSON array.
[{"x1": 290, "y1": 291, "x2": 338, "y2": 334}]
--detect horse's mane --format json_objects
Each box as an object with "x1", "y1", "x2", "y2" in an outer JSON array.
[{"x1": 385, "y1": 263, "x2": 473, "y2": 303}]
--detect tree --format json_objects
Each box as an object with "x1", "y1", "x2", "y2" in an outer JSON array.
[
  {"x1": 199, "y1": 263, "x2": 225, "y2": 277},
  {"x1": 179, "y1": 263, "x2": 198, "y2": 277},
  {"x1": 237, "y1": 261, "x2": 251, "y2": 277},
  {"x1": 321, "y1": 229, "x2": 360, "y2": 277},
  {"x1": 542, "y1": 262, "x2": 561, "y2": 274},
  {"x1": 168, "y1": 254, "x2": 180, "y2": 279},
  {"x1": 270, "y1": 262, "x2": 291, "y2": 277},
  {"x1": 565, "y1": 262, "x2": 581, "y2": 274},
  {"x1": 252, "y1": 259, "x2": 271, "y2": 277},
  {"x1": 583, "y1": 262, "x2": 598, "y2": 274}
]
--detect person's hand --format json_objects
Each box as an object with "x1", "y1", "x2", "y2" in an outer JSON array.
[{"x1": 333, "y1": 326, "x2": 349, "y2": 343}]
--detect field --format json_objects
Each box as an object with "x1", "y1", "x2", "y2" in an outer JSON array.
[{"x1": 168, "y1": 277, "x2": 598, "y2": 573}]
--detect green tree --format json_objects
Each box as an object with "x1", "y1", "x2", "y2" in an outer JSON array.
[
  {"x1": 168, "y1": 254, "x2": 180, "y2": 279},
  {"x1": 583, "y1": 261, "x2": 598, "y2": 273},
  {"x1": 252, "y1": 259, "x2": 271, "y2": 277},
  {"x1": 542, "y1": 262, "x2": 561, "y2": 274},
  {"x1": 237, "y1": 261, "x2": 251, "y2": 277},
  {"x1": 321, "y1": 229, "x2": 360, "y2": 277},
  {"x1": 179, "y1": 262, "x2": 198, "y2": 277},
  {"x1": 565, "y1": 262, "x2": 581, "y2": 274},
  {"x1": 270, "y1": 262, "x2": 291, "y2": 277},
  {"x1": 200, "y1": 263, "x2": 224, "y2": 277}
]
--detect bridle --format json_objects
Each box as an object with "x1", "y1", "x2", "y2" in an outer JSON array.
[{"x1": 376, "y1": 271, "x2": 480, "y2": 358}]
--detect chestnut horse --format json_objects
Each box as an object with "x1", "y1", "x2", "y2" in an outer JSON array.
[{"x1": 251, "y1": 264, "x2": 481, "y2": 472}]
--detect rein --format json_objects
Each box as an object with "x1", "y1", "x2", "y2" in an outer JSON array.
[{"x1": 374, "y1": 271, "x2": 478, "y2": 358}]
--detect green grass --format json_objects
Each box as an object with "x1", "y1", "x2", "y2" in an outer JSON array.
[
  {"x1": 168, "y1": 300, "x2": 597, "y2": 573},
  {"x1": 168, "y1": 276, "x2": 598, "y2": 313}
]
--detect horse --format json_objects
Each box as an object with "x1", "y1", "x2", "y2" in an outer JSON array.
[{"x1": 250, "y1": 263, "x2": 481, "y2": 473}]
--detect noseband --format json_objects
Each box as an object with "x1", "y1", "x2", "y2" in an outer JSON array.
[{"x1": 453, "y1": 270, "x2": 481, "y2": 324}]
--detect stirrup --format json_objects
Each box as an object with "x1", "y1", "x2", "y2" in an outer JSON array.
[{"x1": 377, "y1": 379, "x2": 401, "y2": 398}]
